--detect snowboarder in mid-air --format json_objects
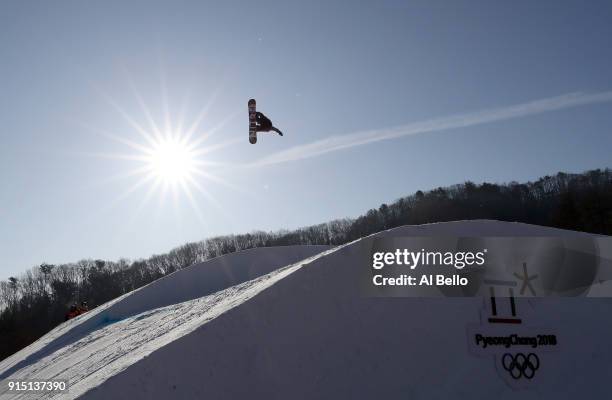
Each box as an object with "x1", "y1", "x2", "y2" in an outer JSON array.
[
  {"x1": 248, "y1": 99, "x2": 282, "y2": 144},
  {"x1": 255, "y1": 111, "x2": 283, "y2": 136}
]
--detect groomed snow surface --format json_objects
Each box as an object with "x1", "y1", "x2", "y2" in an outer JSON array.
[{"x1": 1, "y1": 220, "x2": 611, "y2": 399}]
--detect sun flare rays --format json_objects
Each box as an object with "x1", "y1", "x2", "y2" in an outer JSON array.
[{"x1": 80, "y1": 78, "x2": 241, "y2": 226}]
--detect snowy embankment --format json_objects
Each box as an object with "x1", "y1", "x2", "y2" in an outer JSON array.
[
  {"x1": 0, "y1": 245, "x2": 330, "y2": 399},
  {"x1": 1, "y1": 221, "x2": 612, "y2": 400}
]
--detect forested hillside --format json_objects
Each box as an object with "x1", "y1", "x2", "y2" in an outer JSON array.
[{"x1": 1, "y1": 168, "x2": 610, "y2": 360}]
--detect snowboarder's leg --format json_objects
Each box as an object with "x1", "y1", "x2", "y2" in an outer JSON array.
[{"x1": 271, "y1": 126, "x2": 283, "y2": 136}]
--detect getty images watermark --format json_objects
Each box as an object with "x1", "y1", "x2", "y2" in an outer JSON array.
[
  {"x1": 371, "y1": 247, "x2": 487, "y2": 287},
  {"x1": 361, "y1": 236, "x2": 612, "y2": 298}
]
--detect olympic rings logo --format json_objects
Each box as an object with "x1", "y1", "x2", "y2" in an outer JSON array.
[{"x1": 501, "y1": 353, "x2": 540, "y2": 380}]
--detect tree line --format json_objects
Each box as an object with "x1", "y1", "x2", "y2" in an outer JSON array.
[{"x1": 1, "y1": 168, "x2": 611, "y2": 360}]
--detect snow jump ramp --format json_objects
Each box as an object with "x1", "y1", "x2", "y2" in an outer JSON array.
[{"x1": 1, "y1": 221, "x2": 611, "y2": 399}]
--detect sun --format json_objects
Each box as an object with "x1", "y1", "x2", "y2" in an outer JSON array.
[
  {"x1": 80, "y1": 73, "x2": 245, "y2": 226},
  {"x1": 147, "y1": 136, "x2": 196, "y2": 184}
]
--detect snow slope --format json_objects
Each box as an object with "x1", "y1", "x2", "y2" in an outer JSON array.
[
  {"x1": 1, "y1": 221, "x2": 611, "y2": 400},
  {"x1": 0, "y1": 245, "x2": 330, "y2": 398}
]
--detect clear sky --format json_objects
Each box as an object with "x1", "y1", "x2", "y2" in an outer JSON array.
[{"x1": 2, "y1": 0, "x2": 612, "y2": 279}]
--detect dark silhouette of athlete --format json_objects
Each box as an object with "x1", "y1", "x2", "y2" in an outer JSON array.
[{"x1": 255, "y1": 112, "x2": 283, "y2": 136}]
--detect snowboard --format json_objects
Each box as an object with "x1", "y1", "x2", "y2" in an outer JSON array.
[{"x1": 248, "y1": 99, "x2": 257, "y2": 144}]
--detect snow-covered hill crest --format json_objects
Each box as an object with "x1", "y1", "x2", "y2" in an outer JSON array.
[{"x1": 1, "y1": 221, "x2": 610, "y2": 400}]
